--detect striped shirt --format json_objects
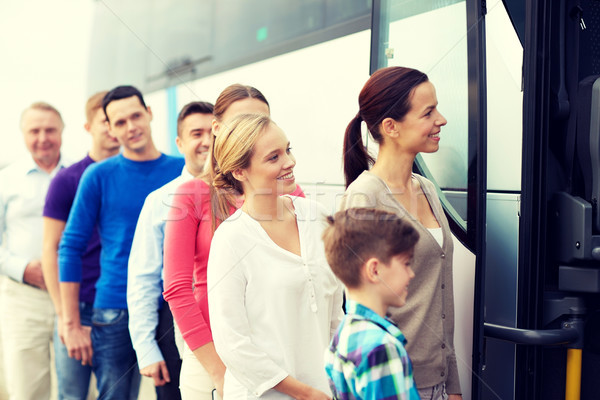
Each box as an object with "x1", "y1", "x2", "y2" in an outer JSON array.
[{"x1": 324, "y1": 300, "x2": 420, "y2": 400}]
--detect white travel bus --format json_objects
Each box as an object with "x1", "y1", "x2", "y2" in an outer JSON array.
[{"x1": 87, "y1": 1, "x2": 600, "y2": 399}]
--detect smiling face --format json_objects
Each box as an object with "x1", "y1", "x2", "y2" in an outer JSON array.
[
  {"x1": 21, "y1": 108, "x2": 63, "y2": 169},
  {"x1": 238, "y1": 122, "x2": 296, "y2": 197},
  {"x1": 105, "y1": 95, "x2": 153, "y2": 156},
  {"x1": 378, "y1": 251, "x2": 415, "y2": 307},
  {"x1": 394, "y1": 81, "x2": 447, "y2": 154},
  {"x1": 176, "y1": 112, "x2": 213, "y2": 176}
]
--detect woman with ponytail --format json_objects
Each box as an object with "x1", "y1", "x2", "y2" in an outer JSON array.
[
  {"x1": 340, "y1": 66, "x2": 462, "y2": 400},
  {"x1": 207, "y1": 114, "x2": 343, "y2": 400},
  {"x1": 163, "y1": 84, "x2": 303, "y2": 399}
]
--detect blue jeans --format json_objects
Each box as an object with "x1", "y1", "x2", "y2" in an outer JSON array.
[
  {"x1": 91, "y1": 308, "x2": 140, "y2": 400},
  {"x1": 54, "y1": 302, "x2": 94, "y2": 400},
  {"x1": 155, "y1": 302, "x2": 182, "y2": 400}
]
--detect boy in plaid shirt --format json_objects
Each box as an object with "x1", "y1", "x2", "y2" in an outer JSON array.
[{"x1": 322, "y1": 208, "x2": 421, "y2": 400}]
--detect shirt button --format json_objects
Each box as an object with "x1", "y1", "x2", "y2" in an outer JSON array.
[
  {"x1": 441, "y1": 344, "x2": 446, "y2": 349},
  {"x1": 441, "y1": 284, "x2": 445, "y2": 289},
  {"x1": 441, "y1": 253, "x2": 446, "y2": 259},
  {"x1": 441, "y1": 371, "x2": 445, "y2": 377},
  {"x1": 441, "y1": 314, "x2": 446, "y2": 319}
]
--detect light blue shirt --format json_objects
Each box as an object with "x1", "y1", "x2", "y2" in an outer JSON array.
[
  {"x1": 0, "y1": 156, "x2": 67, "y2": 281},
  {"x1": 127, "y1": 167, "x2": 194, "y2": 369}
]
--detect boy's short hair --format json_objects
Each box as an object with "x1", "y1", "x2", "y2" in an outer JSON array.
[{"x1": 322, "y1": 208, "x2": 420, "y2": 288}]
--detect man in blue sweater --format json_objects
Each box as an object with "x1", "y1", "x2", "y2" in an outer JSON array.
[{"x1": 58, "y1": 86, "x2": 184, "y2": 400}]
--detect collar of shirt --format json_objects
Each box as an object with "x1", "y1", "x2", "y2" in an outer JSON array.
[
  {"x1": 180, "y1": 165, "x2": 195, "y2": 180},
  {"x1": 344, "y1": 299, "x2": 407, "y2": 345},
  {"x1": 19, "y1": 154, "x2": 68, "y2": 177}
]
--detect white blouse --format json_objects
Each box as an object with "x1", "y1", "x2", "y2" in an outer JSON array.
[
  {"x1": 427, "y1": 227, "x2": 444, "y2": 247},
  {"x1": 207, "y1": 196, "x2": 344, "y2": 399}
]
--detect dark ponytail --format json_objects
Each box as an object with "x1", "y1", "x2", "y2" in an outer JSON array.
[
  {"x1": 343, "y1": 113, "x2": 374, "y2": 187},
  {"x1": 342, "y1": 66, "x2": 429, "y2": 188}
]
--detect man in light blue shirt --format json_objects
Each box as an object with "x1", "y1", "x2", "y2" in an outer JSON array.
[
  {"x1": 127, "y1": 101, "x2": 214, "y2": 400},
  {"x1": 0, "y1": 102, "x2": 68, "y2": 400}
]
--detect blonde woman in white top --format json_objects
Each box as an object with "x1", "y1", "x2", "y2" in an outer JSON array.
[{"x1": 207, "y1": 114, "x2": 343, "y2": 400}]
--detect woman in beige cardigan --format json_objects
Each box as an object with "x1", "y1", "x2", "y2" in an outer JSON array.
[{"x1": 340, "y1": 66, "x2": 462, "y2": 400}]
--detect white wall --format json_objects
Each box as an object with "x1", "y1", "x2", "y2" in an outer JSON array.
[{"x1": 0, "y1": 0, "x2": 95, "y2": 168}]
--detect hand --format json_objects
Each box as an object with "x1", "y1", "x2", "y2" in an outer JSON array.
[
  {"x1": 140, "y1": 361, "x2": 171, "y2": 387},
  {"x1": 298, "y1": 387, "x2": 331, "y2": 400},
  {"x1": 63, "y1": 323, "x2": 93, "y2": 366},
  {"x1": 274, "y1": 376, "x2": 332, "y2": 400},
  {"x1": 448, "y1": 395, "x2": 463, "y2": 400},
  {"x1": 211, "y1": 370, "x2": 224, "y2": 399},
  {"x1": 57, "y1": 315, "x2": 65, "y2": 344},
  {"x1": 191, "y1": 342, "x2": 226, "y2": 398},
  {"x1": 23, "y1": 260, "x2": 47, "y2": 290}
]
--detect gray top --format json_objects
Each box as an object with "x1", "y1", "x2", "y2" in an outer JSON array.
[{"x1": 339, "y1": 171, "x2": 461, "y2": 394}]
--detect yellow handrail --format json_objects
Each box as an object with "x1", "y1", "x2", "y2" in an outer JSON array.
[{"x1": 565, "y1": 348, "x2": 582, "y2": 400}]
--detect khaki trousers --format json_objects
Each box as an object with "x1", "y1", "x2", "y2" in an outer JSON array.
[{"x1": 0, "y1": 277, "x2": 55, "y2": 400}]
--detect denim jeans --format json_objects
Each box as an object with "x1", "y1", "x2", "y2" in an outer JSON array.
[
  {"x1": 91, "y1": 308, "x2": 140, "y2": 400},
  {"x1": 54, "y1": 302, "x2": 94, "y2": 400},
  {"x1": 155, "y1": 303, "x2": 182, "y2": 400}
]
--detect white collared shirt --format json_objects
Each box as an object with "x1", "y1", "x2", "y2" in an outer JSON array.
[
  {"x1": 208, "y1": 196, "x2": 344, "y2": 399},
  {"x1": 127, "y1": 166, "x2": 194, "y2": 369},
  {"x1": 0, "y1": 156, "x2": 68, "y2": 281}
]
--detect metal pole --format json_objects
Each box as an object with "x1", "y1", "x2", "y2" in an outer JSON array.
[{"x1": 565, "y1": 348, "x2": 582, "y2": 400}]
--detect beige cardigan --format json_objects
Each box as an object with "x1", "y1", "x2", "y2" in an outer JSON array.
[{"x1": 339, "y1": 171, "x2": 461, "y2": 394}]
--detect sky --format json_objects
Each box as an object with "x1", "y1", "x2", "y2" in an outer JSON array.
[{"x1": 0, "y1": 0, "x2": 95, "y2": 168}]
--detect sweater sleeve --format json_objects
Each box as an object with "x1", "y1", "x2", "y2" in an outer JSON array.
[
  {"x1": 58, "y1": 168, "x2": 100, "y2": 283},
  {"x1": 339, "y1": 184, "x2": 378, "y2": 210},
  {"x1": 163, "y1": 180, "x2": 212, "y2": 351},
  {"x1": 290, "y1": 184, "x2": 305, "y2": 198},
  {"x1": 445, "y1": 350, "x2": 461, "y2": 394},
  {"x1": 43, "y1": 170, "x2": 74, "y2": 222}
]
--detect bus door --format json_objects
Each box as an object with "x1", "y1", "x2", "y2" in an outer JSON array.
[{"x1": 482, "y1": 0, "x2": 600, "y2": 399}]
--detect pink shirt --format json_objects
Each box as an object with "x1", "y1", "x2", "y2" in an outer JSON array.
[{"x1": 163, "y1": 179, "x2": 305, "y2": 350}]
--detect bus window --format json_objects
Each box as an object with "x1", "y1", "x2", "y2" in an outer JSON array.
[{"x1": 372, "y1": 0, "x2": 469, "y2": 233}]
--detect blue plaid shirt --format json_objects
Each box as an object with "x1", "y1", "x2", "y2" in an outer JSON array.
[{"x1": 324, "y1": 300, "x2": 420, "y2": 400}]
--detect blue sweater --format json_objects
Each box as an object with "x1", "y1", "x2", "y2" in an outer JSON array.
[{"x1": 59, "y1": 153, "x2": 184, "y2": 309}]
